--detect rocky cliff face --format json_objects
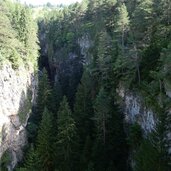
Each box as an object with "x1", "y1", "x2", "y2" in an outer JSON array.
[
  {"x1": 0, "y1": 63, "x2": 37, "y2": 170},
  {"x1": 78, "y1": 34, "x2": 93, "y2": 65},
  {"x1": 117, "y1": 86, "x2": 156, "y2": 134}
]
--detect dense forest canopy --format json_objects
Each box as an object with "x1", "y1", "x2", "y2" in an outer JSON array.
[
  {"x1": 0, "y1": 0, "x2": 39, "y2": 69},
  {"x1": 0, "y1": 0, "x2": 171, "y2": 171}
]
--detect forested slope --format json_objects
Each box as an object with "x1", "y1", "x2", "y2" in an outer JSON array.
[
  {"x1": 0, "y1": 0, "x2": 38, "y2": 69},
  {"x1": 2, "y1": 0, "x2": 171, "y2": 171},
  {"x1": 0, "y1": 0, "x2": 39, "y2": 170}
]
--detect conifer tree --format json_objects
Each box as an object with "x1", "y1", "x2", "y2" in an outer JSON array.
[
  {"x1": 93, "y1": 89, "x2": 128, "y2": 171},
  {"x1": 0, "y1": 2, "x2": 23, "y2": 65},
  {"x1": 24, "y1": 145, "x2": 40, "y2": 171},
  {"x1": 153, "y1": 0, "x2": 171, "y2": 25},
  {"x1": 74, "y1": 70, "x2": 94, "y2": 146},
  {"x1": 35, "y1": 68, "x2": 51, "y2": 123},
  {"x1": 36, "y1": 107, "x2": 54, "y2": 171},
  {"x1": 56, "y1": 96, "x2": 78, "y2": 171},
  {"x1": 132, "y1": 0, "x2": 153, "y2": 44},
  {"x1": 160, "y1": 43, "x2": 171, "y2": 79},
  {"x1": 48, "y1": 81, "x2": 63, "y2": 115},
  {"x1": 93, "y1": 87, "x2": 110, "y2": 144},
  {"x1": 116, "y1": 3, "x2": 130, "y2": 52},
  {"x1": 96, "y1": 31, "x2": 114, "y2": 89},
  {"x1": 11, "y1": 2, "x2": 39, "y2": 65}
]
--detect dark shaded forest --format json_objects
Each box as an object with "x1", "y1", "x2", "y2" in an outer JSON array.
[{"x1": 0, "y1": 0, "x2": 171, "y2": 171}]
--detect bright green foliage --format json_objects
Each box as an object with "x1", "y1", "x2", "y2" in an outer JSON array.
[
  {"x1": 36, "y1": 107, "x2": 54, "y2": 171},
  {"x1": 11, "y1": 2, "x2": 39, "y2": 66},
  {"x1": 115, "y1": 3, "x2": 130, "y2": 52},
  {"x1": 0, "y1": 2, "x2": 23, "y2": 68},
  {"x1": 116, "y1": 3, "x2": 130, "y2": 33},
  {"x1": 0, "y1": 1, "x2": 38, "y2": 68},
  {"x1": 56, "y1": 96, "x2": 78, "y2": 171}
]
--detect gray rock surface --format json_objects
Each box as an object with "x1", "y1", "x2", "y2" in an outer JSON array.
[
  {"x1": 0, "y1": 63, "x2": 37, "y2": 170},
  {"x1": 117, "y1": 86, "x2": 156, "y2": 134},
  {"x1": 78, "y1": 34, "x2": 93, "y2": 65}
]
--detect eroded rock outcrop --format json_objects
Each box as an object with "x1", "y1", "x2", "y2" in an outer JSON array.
[
  {"x1": 117, "y1": 86, "x2": 156, "y2": 134},
  {"x1": 0, "y1": 63, "x2": 37, "y2": 170}
]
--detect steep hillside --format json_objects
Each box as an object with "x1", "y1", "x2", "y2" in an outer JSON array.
[
  {"x1": 0, "y1": 1, "x2": 39, "y2": 170},
  {"x1": 1, "y1": 0, "x2": 171, "y2": 171},
  {"x1": 35, "y1": 0, "x2": 171, "y2": 170}
]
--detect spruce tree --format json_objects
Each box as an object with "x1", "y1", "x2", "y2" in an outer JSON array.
[
  {"x1": 24, "y1": 145, "x2": 40, "y2": 171},
  {"x1": 73, "y1": 70, "x2": 94, "y2": 146},
  {"x1": 93, "y1": 87, "x2": 110, "y2": 144},
  {"x1": 35, "y1": 68, "x2": 51, "y2": 123},
  {"x1": 0, "y1": 2, "x2": 23, "y2": 66},
  {"x1": 132, "y1": 0, "x2": 153, "y2": 44},
  {"x1": 36, "y1": 107, "x2": 54, "y2": 171},
  {"x1": 116, "y1": 3, "x2": 130, "y2": 53},
  {"x1": 96, "y1": 31, "x2": 114, "y2": 90},
  {"x1": 56, "y1": 96, "x2": 78, "y2": 171},
  {"x1": 93, "y1": 89, "x2": 128, "y2": 171}
]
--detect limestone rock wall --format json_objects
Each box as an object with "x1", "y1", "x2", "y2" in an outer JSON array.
[
  {"x1": 0, "y1": 63, "x2": 37, "y2": 170},
  {"x1": 117, "y1": 87, "x2": 156, "y2": 134}
]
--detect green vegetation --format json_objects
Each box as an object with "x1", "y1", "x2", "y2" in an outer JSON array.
[
  {"x1": 0, "y1": 0, "x2": 170, "y2": 170},
  {"x1": 0, "y1": 150, "x2": 11, "y2": 171},
  {"x1": 55, "y1": 96, "x2": 79, "y2": 171},
  {"x1": 0, "y1": 0, "x2": 39, "y2": 69}
]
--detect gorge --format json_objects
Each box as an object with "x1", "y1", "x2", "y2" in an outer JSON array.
[{"x1": 0, "y1": 0, "x2": 171, "y2": 171}]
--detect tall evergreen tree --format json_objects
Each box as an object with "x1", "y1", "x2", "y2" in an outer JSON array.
[
  {"x1": 24, "y1": 145, "x2": 40, "y2": 171},
  {"x1": 0, "y1": 1, "x2": 23, "y2": 67},
  {"x1": 93, "y1": 87, "x2": 110, "y2": 144},
  {"x1": 36, "y1": 107, "x2": 54, "y2": 171},
  {"x1": 35, "y1": 68, "x2": 51, "y2": 123},
  {"x1": 96, "y1": 31, "x2": 114, "y2": 90},
  {"x1": 93, "y1": 89, "x2": 128, "y2": 171},
  {"x1": 116, "y1": 3, "x2": 130, "y2": 53},
  {"x1": 56, "y1": 96, "x2": 78, "y2": 171},
  {"x1": 132, "y1": 0, "x2": 153, "y2": 45},
  {"x1": 74, "y1": 70, "x2": 94, "y2": 146}
]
